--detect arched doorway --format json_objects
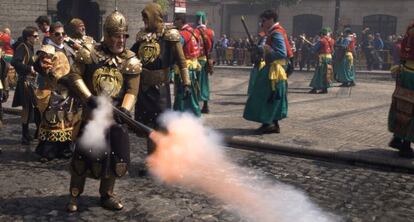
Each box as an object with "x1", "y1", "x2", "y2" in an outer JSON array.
[
  {"x1": 363, "y1": 14, "x2": 397, "y2": 38},
  {"x1": 293, "y1": 14, "x2": 323, "y2": 37},
  {"x1": 57, "y1": 0, "x2": 103, "y2": 41}
]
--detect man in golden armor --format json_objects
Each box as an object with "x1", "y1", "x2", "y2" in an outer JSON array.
[
  {"x1": 58, "y1": 10, "x2": 142, "y2": 212},
  {"x1": 67, "y1": 18, "x2": 96, "y2": 51},
  {"x1": 131, "y1": 3, "x2": 191, "y2": 155}
]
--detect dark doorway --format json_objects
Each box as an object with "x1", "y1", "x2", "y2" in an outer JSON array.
[
  {"x1": 57, "y1": 0, "x2": 103, "y2": 41},
  {"x1": 293, "y1": 14, "x2": 323, "y2": 37},
  {"x1": 363, "y1": 14, "x2": 397, "y2": 38}
]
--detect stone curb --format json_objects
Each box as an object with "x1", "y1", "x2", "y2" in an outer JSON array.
[
  {"x1": 215, "y1": 66, "x2": 391, "y2": 76},
  {"x1": 225, "y1": 136, "x2": 414, "y2": 172},
  {"x1": 5, "y1": 106, "x2": 411, "y2": 172}
]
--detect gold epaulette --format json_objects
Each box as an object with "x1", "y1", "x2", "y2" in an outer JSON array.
[
  {"x1": 163, "y1": 28, "x2": 180, "y2": 42},
  {"x1": 75, "y1": 46, "x2": 93, "y2": 64},
  {"x1": 136, "y1": 29, "x2": 148, "y2": 42}
]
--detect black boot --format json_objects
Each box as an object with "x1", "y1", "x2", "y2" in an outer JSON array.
[
  {"x1": 320, "y1": 88, "x2": 328, "y2": 94},
  {"x1": 21, "y1": 124, "x2": 31, "y2": 145},
  {"x1": 398, "y1": 141, "x2": 414, "y2": 158},
  {"x1": 389, "y1": 137, "x2": 403, "y2": 150},
  {"x1": 308, "y1": 88, "x2": 317, "y2": 94},
  {"x1": 201, "y1": 101, "x2": 210, "y2": 114},
  {"x1": 273, "y1": 121, "x2": 281, "y2": 134}
]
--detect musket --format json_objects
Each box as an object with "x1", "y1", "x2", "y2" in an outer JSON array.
[
  {"x1": 112, "y1": 105, "x2": 154, "y2": 136},
  {"x1": 299, "y1": 35, "x2": 315, "y2": 46},
  {"x1": 241, "y1": 16, "x2": 255, "y2": 46}
]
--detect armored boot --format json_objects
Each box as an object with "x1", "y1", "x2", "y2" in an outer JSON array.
[
  {"x1": 67, "y1": 174, "x2": 86, "y2": 212},
  {"x1": 201, "y1": 101, "x2": 210, "y2": 114},
  {"x1": 99, "y1": 177, "x2": 123, "y2": 211},
  {"x1": 21, "y1": 124, "x2": 31, "y2": 145}
]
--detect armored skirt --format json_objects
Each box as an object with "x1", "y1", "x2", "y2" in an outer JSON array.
[
  {"x1": 310, "y1": 55, "x2": 332, "y2": 90},
  {"x1": 35, "y1": 89, "x2": 81, "y2": 160},
  {"x1": 173, "y1": 67, "x2": 201, "y2": 117},
  {"x1": 197, "y1": 59, "x2": 210, "y2": 102},
  {"x1": 243, "y1": 65, "x2": 288, "y2": 124},
  {"x1": 334, "y1": 52, "x2": 355, "y2": 84},
  {"x1": 388, "y1": 66, "x2": 414, "y2": 142}
]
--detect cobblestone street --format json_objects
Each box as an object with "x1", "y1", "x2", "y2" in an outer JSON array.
[{"x1": 1, "y1": 70, "x2": 414, "y2": 222}]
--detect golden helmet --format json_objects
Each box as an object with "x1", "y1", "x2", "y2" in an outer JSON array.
[{"x1": 104, "y1": 10, "x2": 128, "y2": 37}]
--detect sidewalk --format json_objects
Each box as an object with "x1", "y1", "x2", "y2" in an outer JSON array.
[
  {"x1": 202, "y1": 68, "x2": 414, "y2": 170},
  {"x1": 3, "y1": 70, "x2": 410, "y2": 170}
]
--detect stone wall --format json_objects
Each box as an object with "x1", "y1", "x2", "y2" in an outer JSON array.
[{"x1": 0, "y1": 0, "x2": 150, "y2": 47}]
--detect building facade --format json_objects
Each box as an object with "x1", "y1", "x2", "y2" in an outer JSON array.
[
  {"x1": 185, "y1": 0, "x2": 414, "y2": 39},
  {"x1": 0, "y1": 0, "x2": 151, "y2": 46}
]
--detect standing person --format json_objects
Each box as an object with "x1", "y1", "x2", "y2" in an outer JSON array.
[
  {"x1": 58, "y1": 10, "x2": 142, "y2": 211},
  {"x1": 220, "y1": 34, "x2": 229, "y2": 64},
  {"x1": 35, "y1": 16, "x2": 51, "y2": 45},
  {"x1": 372, "y1": 33, "x2": 384, "y2": 70},
  {"x1": 0, "y1": 43, "x2": 10, "y2": 129},
  {"x1": 0, "y1": 28, "x2": 14, "y2": 63},
  {"x1": 194, "y1": 11, "x2": 215, "y2": 114},
  {"x1": 33, "y1": 45, "x2": 79, "y2": 162},
  {"x1": 335, "y1": 28, "x2": 356, "y2": 87},
  {"x1": 308, "y1": 28, "x2": 335, "y2": 94},
  {"x1": 172, "y1": 14, "x2": 201, "y2": 117},
  {"x1": 11, "y1": 26, "x2": 39, "y2": 145},
  {"x1": 243, "y1": 9, "x2": 290, "y2": 134},
  {"x1": 67, "y1": 18, "x2": 96, "y2": 50},
  {"x1": 392, "y1": 36, "x2": 402, "y2": 66},
  {"x1": 388, "y1": 22, "x2": 414, "y2": 158},
  {"x1": 131, "y1": 3, "x2": 191, "y2": 155},
  {"x1": 34, "y1": 22, "x2": 81, "y2": 162}
]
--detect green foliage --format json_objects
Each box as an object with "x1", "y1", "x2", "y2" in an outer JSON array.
[{"x1": 154, "y1": 0, "x2": 170, "y2": 12}]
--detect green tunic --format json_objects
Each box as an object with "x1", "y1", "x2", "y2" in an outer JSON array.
[
  {"x1": 197, "y1": 60, "x2": 210, "y2": 101},
  {"x1": 310, "y1": 57, "x2": 332, "y2": 89},
  {"x1": 243, "y1": 65, "x2": 288, "y2": 124},
  {"x1": 388, "y1": 67, "x2": 414, "y2": 141},
  {"x1": 334, "y1": 54, "x2": 355, "y2": 83},
  {"x1": 247, "y1": 66, "x2": 260, "y2": 96},
  {"x1": 173, "y1": 68, "x2": 201, "y2": 117}
]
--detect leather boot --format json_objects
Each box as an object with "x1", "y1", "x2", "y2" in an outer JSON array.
[
  {"x1": 67, "y1": 174, "x2": 86, "y2": 212},
  {"x1": 201, "y1": 101, "x2": 210, "y2": 114},
  {"x1": 100, "y1": 177, "x2": 123, "y2": 211},
  {"x1": 21, "y1": 124, "x2": 31, "y2": 145},
  {"x1": 273, "y1": 121, "x2": 281, "y2": 133},
  {"x1": 389, "y1": 137, "x2": 403, "y2": 150},
  {"x1": 398, "y1": 140, "x2": 414, "y2": 158},
  {"x1": 320, "y1": 88, "x2": 328, "y2": 94},
  {"x1": 308, "y1": 88, "x2": 317, "y2": 94}
]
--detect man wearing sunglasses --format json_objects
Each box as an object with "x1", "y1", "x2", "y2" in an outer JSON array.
[
  {"x1": 11, "y1": 26, "x2": 39, "y2": 145},
  {"x1": 48, "y1": 22, "x2": 75, "y2": 64}
]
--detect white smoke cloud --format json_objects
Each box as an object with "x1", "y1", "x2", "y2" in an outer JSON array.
[
  {"x1": 148, "y1": 111, "x2": 339, "y2": 222},
  {"x1": 78, "y1": 96, "x2": 113, "y2": 157}
]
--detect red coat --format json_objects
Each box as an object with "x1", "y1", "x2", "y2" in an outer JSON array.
[
  {"x1": 180, "y1": 24, "x2": 200, "y2": 59},
  {"x1": 347, "y1": 35, "x2": 356, "y2": 52},
  {"x1": 0, "y1": 32, "x2": 13, "y2": 55},
  {"x1": 318, "y1": 36, "x2": 335, "y2": 54},
  {"x1": 194, "y1": 25, "x2": 214, "y2": 57},
  {"x1": 401, "y1": 23, "x2": 414, "y2": 61}
]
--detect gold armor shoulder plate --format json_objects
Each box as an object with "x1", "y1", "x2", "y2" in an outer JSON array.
[
  {"x1": 52, "y1": 51, "x2": 71, "y2": 79},
  {"x1": 121, "y1": 56, "x2": 142, "y2": 75},
  {"x1": 136, "y1": 29, "x2": 148, "y2": 42},
  {"x1": 163, "y1": 28, "x2": 181, "y2": 42},
  {"x1": 75, "y1": 47, "x2": 93, "y2": 64}
]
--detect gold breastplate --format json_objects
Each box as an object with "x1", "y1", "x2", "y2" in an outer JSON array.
[
  {"x1": 92, "y1": 66, "x2": 123, "y2": 97},
  {"x1": 138, "y1": 38, "x2": 161, "y2": 65}
]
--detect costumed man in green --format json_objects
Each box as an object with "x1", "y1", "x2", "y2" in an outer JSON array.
[
  {"x1": 131, "y1": 3, "x2": 191, "y2": 155},
  {"x1": 243, "y1": 9, "x2": 290, "y2": 134},
  {"x1": 172, "y1": 14, "x2": 201, "y2": 117},
  {"x1": 194, "y1": 11, "x2": 215, "y2": 113},
  {"x1": 388, "y1": 22, "x2": 414, "y2": 158},
  {"x1": 58, "y1": 10, "x2": 142, "y2": 211},
  {"x1": 308, "y1": 27, "x2": 335, "y2": 94},
  {"x1": 334, "y1": 28, "x2": 356, "y2": 87}
]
